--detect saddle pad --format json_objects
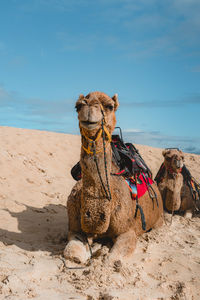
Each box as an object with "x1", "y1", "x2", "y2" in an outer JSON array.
[{"x1": 125, "y1": 173, "x2": 154, "y2": 199}]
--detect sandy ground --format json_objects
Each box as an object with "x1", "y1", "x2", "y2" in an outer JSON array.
[{"x1": 0, "y1": 126, "x2": 200, "y2": 300}]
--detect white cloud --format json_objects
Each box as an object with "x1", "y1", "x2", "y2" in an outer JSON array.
[
  {"x1": 121, "y1": 94, "x2": 200, "y2": 108},
  {"x1": 0, "y1": 85, "x2": 76, "y2": 132},
  {"x1": 123, "y1": 128, "x2": 200, "y2": 154},
  {"x1": 16, "y1": 0, "x2": 200, "y2": 58},
  {"x1": 123, "y1": 128, "x2": 143, "y2": 133},
  {"x1": 100, "y1": 0, "x2": 200, "y2": 58}
]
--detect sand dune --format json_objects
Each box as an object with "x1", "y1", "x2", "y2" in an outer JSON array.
[{"x1": 0, "y1": 126, "x2": 200, "y2": 300}]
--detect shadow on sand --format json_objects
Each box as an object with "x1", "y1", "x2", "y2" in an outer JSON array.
[{"x1": 0, "y1": 203, "x2": 68, "y2": 254}]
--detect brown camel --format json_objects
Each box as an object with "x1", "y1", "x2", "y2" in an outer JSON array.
[
  {"x1": 64, "y1": 91, "x2": 163, "y2": 264},
  {"x1": 157, "y1": 149, "x2": 195, "y2": 218}
]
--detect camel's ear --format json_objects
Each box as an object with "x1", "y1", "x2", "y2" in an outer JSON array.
[
  {"x1": 78, "y1": 94, "x2": 84, "y2": 100},
  {"x1": 179, "y1": 150, "x2": 185, "y2": 160},
  {"x1": 75, "y1": 94, "x2": 85, "y2": 112},
  {"x1": 112, "y1": 94, "x2": 119, "y2": 111},
  {"x1": 162, "y1": 149, "x2": 170, "y2": 157}
]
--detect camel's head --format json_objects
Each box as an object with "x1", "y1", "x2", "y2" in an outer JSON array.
[
  {"x1": 75, "y1": 91, "x2": 119, "y2": 134},
  {"x1": 162, "y1": 149, "x2": 184, "y2": 173}
]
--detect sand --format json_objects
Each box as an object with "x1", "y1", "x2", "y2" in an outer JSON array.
[{"x1": 0, "y1": 126, "x2": 200, "y2": 300}]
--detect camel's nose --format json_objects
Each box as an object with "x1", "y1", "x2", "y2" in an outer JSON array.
[
  {"x1": 176, "y1": 160, "x2": 182, "y2": 168},
  {"x1": 85, "y1": 210, "x2": 105, "y2": 221},
  {"x1": 88, "y1": 106, "x2": 102, "y2": 122},
  {"x1": 100, "y1": 212, "x2": 105, "y2": 221}
]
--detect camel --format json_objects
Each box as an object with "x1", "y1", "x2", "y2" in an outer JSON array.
[
  {"x1": 64, "y1": 91, "x2": 163, "y2": 265},
  {"x1": 156, "y1": 149, "x2": 195, "y2": 218}
]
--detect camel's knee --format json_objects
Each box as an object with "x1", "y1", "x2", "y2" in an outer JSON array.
[
  {"x1": 64, "y1": 233, "x2": 91, "y2": 264},
  {"x1": 109, "y1": 230, "x2": 137, "y2": 262}
]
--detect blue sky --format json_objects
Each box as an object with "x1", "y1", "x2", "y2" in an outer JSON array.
[{"x1": 0, "y1": 0, "x2": 200, "y2": 153}]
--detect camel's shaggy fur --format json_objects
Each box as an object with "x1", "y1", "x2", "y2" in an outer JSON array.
[
  {"x1": 158, "y1": 149, "x2": 194, "y2": 218},
  {"x1": 64, "y1": 91, "x2": 163, "y2": 264}
]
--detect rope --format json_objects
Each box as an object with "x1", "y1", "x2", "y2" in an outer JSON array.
[
  {"x1": 93, "y1": 138, "x2": 112, "y2": 201},
  {"x1": 142, "y1": 173, "x2": 159, "y2": 208},
  {"x1": 101, "y1": 118, "x2": 112, "y2": 201},
  {"x1": 133, "y1": 175, "x2": 146, "y2": 231}
]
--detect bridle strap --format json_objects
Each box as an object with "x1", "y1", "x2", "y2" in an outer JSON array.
[
  {"x1": 80, "y1": 104, "x2": 112, "y2": 155},
  {"x1": 81, "y1": 127, "x2": 103, "y2": 155},
  {"x1": 166, "y1": 166, "x2": 182, "y2": 176}
]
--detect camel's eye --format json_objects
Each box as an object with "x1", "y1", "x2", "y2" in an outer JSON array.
[
  {"x1": 106, "y1": 105, "x2": 114, "y2": 111},
  {"x1": 75, "y1": 103, "x2": 82, "y2": 112},
  {"x1": 165, "y1": 157, "x2": 171, "y2": 162}
]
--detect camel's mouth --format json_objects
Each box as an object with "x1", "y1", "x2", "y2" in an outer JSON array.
[
  {"x1": 173, "y1": 159, "x2": 184, "y2": 170},
  {"x1": 80, "y1": 120, "x2": 100, "y2": 130}
]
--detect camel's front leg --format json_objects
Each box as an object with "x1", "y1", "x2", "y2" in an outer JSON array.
[
  {"x1": 109, "y1": 229, "x2": 137, "y2": 262},
  {"x1": 64, "y1": 232, "x2": 91, "y2": 264},
  {"x1": 64, "y1": 182, "x2": 91, "y2": 264}
]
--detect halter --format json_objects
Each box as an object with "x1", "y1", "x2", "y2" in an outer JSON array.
[
  {"x1": 166, "y1": 165, "x2": 182, "y2": 177},
  {"x1": 80, "y1": 104, "x2": 112, "y2": 155}
]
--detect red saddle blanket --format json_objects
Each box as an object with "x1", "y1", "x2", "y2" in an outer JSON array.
[{"x1": 125, "y1": 173, "x2": 154, "y2": 199}]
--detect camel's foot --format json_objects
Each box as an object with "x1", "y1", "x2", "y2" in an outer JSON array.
[
  {"x1": 108, "y1": 229, "x2": 137, "y2": 264},
  {"x1": 64, "y1": 234, "x2": 91, "y2": 264},
  {"x1": 184, "y1": 209, "x2": 193, "y2": 219}
]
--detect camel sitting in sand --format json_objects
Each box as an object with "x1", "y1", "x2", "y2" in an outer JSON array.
[
  {"x1": 156, "y1": 149, "x2": 196, "y2": 218},
  {"x1": 64, "y1": 91, "x2": 163, "y2": 264}
]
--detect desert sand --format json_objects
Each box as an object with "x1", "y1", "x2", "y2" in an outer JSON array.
[{"x1": 0, "y1": 126, "x2": 200, "y2": 300}]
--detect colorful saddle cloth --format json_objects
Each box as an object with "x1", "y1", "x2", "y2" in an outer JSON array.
[
  {"x1": 125, "y1": 173, "x2": 154, "y2": 200},
  {"x1": 124, "y1": 173, "x2": 158, "y2": 231}
]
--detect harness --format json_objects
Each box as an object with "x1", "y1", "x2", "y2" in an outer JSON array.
[{"x1": 81, "y1": 126, "x2": 111, "y2": 155}]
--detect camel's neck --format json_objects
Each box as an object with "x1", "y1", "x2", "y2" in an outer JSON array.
[
  {"x1": 80, "y1": 134, "x2": 113, "y2": 235},
  {"x1": 80, "y1": 136, "x2": 112, "y2": 190},
  {"x1": 164, "y1": 172, "x2": 183, "y2": 212}
]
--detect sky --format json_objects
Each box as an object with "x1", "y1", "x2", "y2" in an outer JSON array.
[{"x1": 0, "y1": 0, "x2": 200, "y2": 154}]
